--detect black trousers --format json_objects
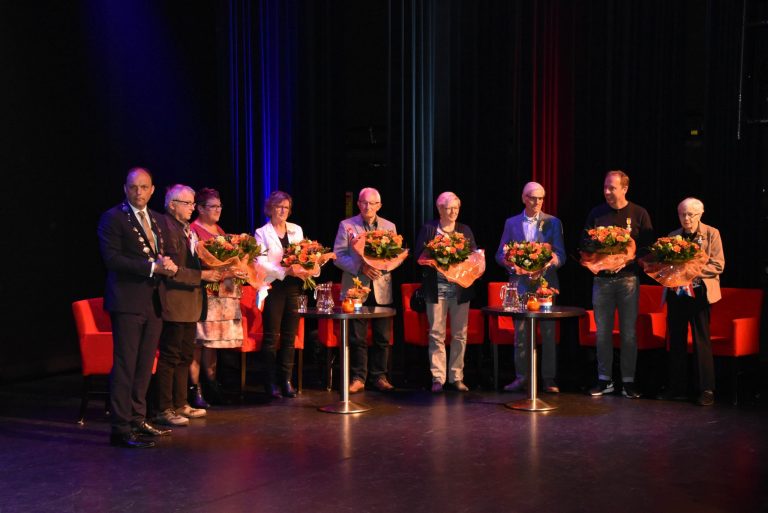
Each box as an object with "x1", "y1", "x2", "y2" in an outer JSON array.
[
  {"x1": 261, "y1": 277, "x2": 302, "y2": 384},
  {"x1": 350, "y1": 291, "x2": 392, "y2": 382},
  {"x1": 110, "y1": 311, "x2": 162, "y2": 434},
  {"x1": 666, "y1": 286, "x2": 715, "y2": 394},
  {"x1": 155, "y1": 321, "x2": 197, "y2": 411}
]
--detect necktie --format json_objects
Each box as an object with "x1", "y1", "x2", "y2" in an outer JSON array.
[{"x1": 138, "y1": 211, "x2": 157, "y2": 253}]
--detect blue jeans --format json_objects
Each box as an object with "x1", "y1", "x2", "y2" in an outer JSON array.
[{"x1": 592, "y1": 275, "x2": 639, "y2": 382}]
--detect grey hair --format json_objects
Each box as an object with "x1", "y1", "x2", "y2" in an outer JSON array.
[
  {"x1": 436, "y1": 191, "x2": 461, "y2": 209},
  {"x1": 358, "y1": 187, "x2": 381, "y2": 202},
  {"x1": 678, "y1": 197, "x2": 704, "y2": 213},
  {"x1": 165, "y1": 184, "x2": 196, "y2": 209},
  {"x1": 521, "y1": 181, "x2": 545, "y2": 203}
]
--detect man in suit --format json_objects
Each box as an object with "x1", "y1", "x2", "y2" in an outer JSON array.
[
  {"x1": 333, "y1": 187, "x2": 397, "y2": 393},
  {"x1": 495, "y1": 182, "x2": 566, "y2": 393},
  {"x1": 153, "y1": 184, "x2": 221, "y2": 426},
  {"x1": 97, "y1": 167, "x2": 178, "y2": 448}
]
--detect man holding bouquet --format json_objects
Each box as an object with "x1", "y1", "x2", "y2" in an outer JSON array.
[
  {"x1": 583, "y1": 170, "x2": 653, "y2": 398},
  {"x1": 495, "y1": 182, "x2": 566, "y2": 393},
  {"x1": 333, "y1": 188, "x2": 398, "y2": 393}
]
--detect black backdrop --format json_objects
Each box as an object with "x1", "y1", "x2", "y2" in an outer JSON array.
[{"x1": 1, "y1": 0, "x2": 766, "y2": 382}]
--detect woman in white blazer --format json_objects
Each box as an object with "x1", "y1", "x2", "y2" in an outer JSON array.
[{"x1": 254, "y1": 191, "x2": 304, "y2": 399}]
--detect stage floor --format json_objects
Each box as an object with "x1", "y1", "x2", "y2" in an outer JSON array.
[{"x1": 0, "y1": 374, "x2": 766, "y2": 513}]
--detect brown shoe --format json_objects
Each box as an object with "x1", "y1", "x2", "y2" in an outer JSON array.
[
  {"x1": 349, "y1": 379, "x2": 366, "y2": 394},
  {"x1": 543, "y1": 379, "x2": 560, "y2": 394},
  {"x1": 374, "y1": 376, "x2": 394, "y2": 392}
]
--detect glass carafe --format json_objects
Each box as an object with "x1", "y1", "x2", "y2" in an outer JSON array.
[
  {"x1": 500, "y1": 283, "x2": 520, "y2": 312},
  {"x1": 314, "y1": 282, "x2": 334, "y2": 312}
]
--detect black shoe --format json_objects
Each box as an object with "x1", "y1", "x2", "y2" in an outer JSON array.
[
  {"x1": 281, "y1": 381, "x2": 298, "y2": 398},
  {"x1": 268, "y1": 384, "x2": 282, "y2": 399},
  {"x1": 588, "y1": 380, "x2": 615, "y2": 396},
  {"x1": 189, "y1": 384, "x2": 210, "y2": 409},
  {"x1": 132, "y1": 421, "x2": 171, "y2": 437},
  {"x1": 110, "y1": 432, "x2": 155, "y2": 449},
  {"x1": 622, "y1": 382, "x2": 641, "y2": 399},
  {"x1": 696, "y1": 390, "x2": 715, "y2": 406}
]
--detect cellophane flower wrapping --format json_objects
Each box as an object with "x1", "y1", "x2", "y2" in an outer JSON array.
[
  {"x1": 280, "y1": 239, "x2": 336, "y2": 290},
  {"x1": 503, "y1": 240, "x2": 554, "y2": 280},
  {"x1": 579, "y1": 226, "x2": 637, "y2": 274},
  {"x1": 350, "y1": 229, "x2": 409, "y2": 272},
  {"x1": 196, "y1": 234, "x2": 268, "y2": 292},
  {"x1": 418, "y1": 233, "x2": 485, "y2": 289},
  {"x1": 639, "y1": 235, "x2": 708, "y2": 287}
]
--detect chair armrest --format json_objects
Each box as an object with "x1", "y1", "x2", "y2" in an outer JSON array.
[
  {"x1": 645, "y1": 311, "x2": 667, "y2": 340},
  {"x1": 731, "y1": 317, "x2": 760, "y2": 356}
]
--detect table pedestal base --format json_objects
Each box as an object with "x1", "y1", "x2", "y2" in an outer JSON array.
[
  {"x1": 318, "y1": 400, "x2": 372, "y2": 414},
  {"x1": 505, "y1": 398, "x2": 557, "y2": 412}
]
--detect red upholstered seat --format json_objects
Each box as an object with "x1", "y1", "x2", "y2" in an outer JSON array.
[
  {"x1": 578, "y1": 284, "x2": 667, "y2": 351},
  {"x1": 687, "y1": 287, "x2": 763, "y2": 404},
  {"x1": 400, "y1": 283, "x2": 485, "y2": 347},
  {"x1": 71, "y1": 297, "x2": 158, "y2": 424},
  {"x1": 317, "y1": 283, "x2": 393, "y2": 390},
  {"x1": 400, "y1": 283, "x2": 485, "y2": 385},
  {"x1": 239, "y1": 285, "x2": 305, "y2": 393}
]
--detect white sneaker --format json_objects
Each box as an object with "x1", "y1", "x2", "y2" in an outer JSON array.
[
  {"x1": 154, "y1": 409, "x2": 189, "y2": 426},
  {"x1": 176, "y1": 404, "x2": 207, "y2": 418}
]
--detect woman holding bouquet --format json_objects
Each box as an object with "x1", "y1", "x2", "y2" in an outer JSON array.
[
  {"x1": 189, "y1": 188, "x2": 240, "y2": 407},
  {"x1": 416, "y1": 191, "x2": 477, "y2": 393},
  {"x1": 659, "y1": 198, "x2": 724, "y2": 406},
  {"x1": 254, "y1": 191, "x2": 304, "y2": 399}
]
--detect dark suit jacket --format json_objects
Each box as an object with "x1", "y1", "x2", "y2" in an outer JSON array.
[
  {"x1": 158, "y1": 214, "x2": 206, "y2": 323},
  {"x1": 97, "y1": 203, "x2": 164, "y2": 315},
  {"x1": 494, "y1": 211, "x2": 566, "y2": 293},
  {"x1": 415, "y1": 220, "x2": 477, "y2": 304}
]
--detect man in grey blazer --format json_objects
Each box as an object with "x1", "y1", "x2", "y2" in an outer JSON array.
[
  {"x1": 333, "y1": 188, "x2": 396, "y2": 393},
  {"x1": 495, "y1": 182, "x2": 566, "y2": 393}
]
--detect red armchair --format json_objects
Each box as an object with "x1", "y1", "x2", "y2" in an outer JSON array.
[
  {"x1": 578, "y1": 284, "x2": 667, "y2": 350},
  {"x1": 317, "y1": 283, "x2": 393, "y2": 390},
  {"x1": 72, "y1": 297, "x2": 113, "y2": 424},
  {"x1": 694, "y1": 287, "x2": 763, "y2": 404},
  {"x1": 239, "y1": 285, "x2": 305, "y2": 394},
  {"x1": 400, "y1": 283, "x2": 485, "y2": 384}
]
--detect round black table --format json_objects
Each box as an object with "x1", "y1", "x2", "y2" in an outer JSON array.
[
  {"x1": 298, "y1": 306, "x2": 396, "y2": 414},
  {"x1": 482, "y1": 305, "x2": 586, "y2": 412}
]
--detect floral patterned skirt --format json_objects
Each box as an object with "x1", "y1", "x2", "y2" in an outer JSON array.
[{"x1": 196, "y1": 286, "x2": 243, "y2": 348}]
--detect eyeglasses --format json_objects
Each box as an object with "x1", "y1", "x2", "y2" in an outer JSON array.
[
  {"x1": 203, "y1": 204, "x2": 223, "y2": 210},
  {"x1": 526, "y1": 195, "x2": 545, "y2": 202},
  {"x1": 679, "y1": 212, "x2": 701, "y2": 218},
  {"x1": 172, "y1": 199, "x2": 196, "y2": 207},
  {"x1": 359, "y1": 201, "x2": 381, "y2": 207}
]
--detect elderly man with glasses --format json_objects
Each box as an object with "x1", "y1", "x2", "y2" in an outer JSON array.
[
  {"x1": 153, "y1": 184, "x2": 222, "y2": 427},
  {"x1": 333, "y1": 187, "x2": 397, "y2": 393},
  {"x1": 495, "y1": 182, "x2": 566, "y2": 394}
]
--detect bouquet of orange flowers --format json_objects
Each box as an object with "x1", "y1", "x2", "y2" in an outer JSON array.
[
  {"x1": 345, "y1": 276, "x2": 371, "y2": 300},
  {"x1": 503, "y1": 240, "x2": 554, "y2": 279},
  {"x1": 418, "y1": 232, "x2": 485, "y2": 288},
  {"x1": 197, "y1": 234, "x2": 267, "y2": 293},
  {"x1": 581, "y1": 226, "x2": 632, "y2": 254},
  {"x1": 639, "y1": 235, "x2": 708, "y2": 287},
  {"x1": 280, "y1": 239, "x2": 336, "y2": 290},
  {"x1": 579, "y1": 225, "x2": 636, "y2": 274},
  {"x1": 350, "y1": 229, "x2": 409, "y2": 272}
]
